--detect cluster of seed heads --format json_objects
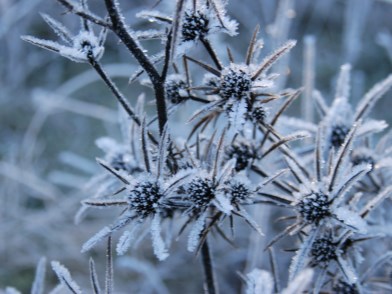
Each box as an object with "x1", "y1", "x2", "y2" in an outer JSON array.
[
  {"x1": 226, "y1": 182, "x2": 252, "y2": 203},
  {"x1": 311, "y1": 236, "x2": 338, "y2": 267},
  {"x1": 186, "y1": 177, "x2": 215, "y2": 211},
  {"x1": 226, "y1": 142, "x2": 257, "y2": 171},
  {"x1": 298, "y1": 192, "x2": 330, "y2": 224},
  {"x1": 182, "y1": 10, "x2": 209, "y2": 42},
  {"x1": 165, "y1": 78, "x2": 187, "y2": 104},
  {"x1": 219, "y1": 67, "x2": 252, "y2": 100},
  {"x1": 128, "y1": 181, "x2": 163, "y2": 218},
  {"x1": 330, "y1": 124, "x2": 350, "y2": 148}
]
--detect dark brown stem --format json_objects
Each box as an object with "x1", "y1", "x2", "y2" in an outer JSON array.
[
  {"x1": 201, "y1": 239, "x2": 219, "y2": 294},
  {"x1": 104, "y1": 0, "x2": 167, "y2": 134},
  {"x1": 201, "y1": 38, "x2": 223, "y2": 71}
]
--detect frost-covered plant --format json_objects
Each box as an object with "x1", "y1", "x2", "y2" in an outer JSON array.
[{"x1": 15, "y1": 0, "x2": 392, "y2": 293}]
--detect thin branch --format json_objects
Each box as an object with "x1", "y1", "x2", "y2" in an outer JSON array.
[{"x1": 104, "y1": 0, "x2": 167, "y2": 133}]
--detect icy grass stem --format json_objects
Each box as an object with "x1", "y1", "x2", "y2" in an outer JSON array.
[
  {"x1": 104, "y1": 0, "x2": 168, "y2": 134},
  {"x1": 201, "y1": 239, "x2": 219, "y2": 294}
]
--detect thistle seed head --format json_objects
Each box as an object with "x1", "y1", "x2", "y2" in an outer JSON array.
[
  {"x1": 220, "y1": 66, "x2": 252, "y2": 100},
  {"x1": 311, "y1": 236, "x2": 337, "y2": 267},
  {"x1": 330, "y1": 124, "x2": 350, "y2": 148},
  {"x1": 250, "y1": 106, "x2": 266, "y2": 123},
  {"x1": 165, "y1": 78, "x2": 187, "y2": 104},
  {"x1": 227, "y1": 182, "x2": 252, "y2": 203},
  {"x1": 182, "y1": 10, "x2": 209, "y2": 42},
  {"x1": 298, "y1": 192, "x2": 330, "y2": 224},
  {"x1": 128, "y1": 180, "x2": 163, "y2": 218},
  {"x1": 187, "y1": 177, "x2": 215, "y2": 210},
  {"x1": 226, "y1": 142, "x2": 257, "y2": 171}
]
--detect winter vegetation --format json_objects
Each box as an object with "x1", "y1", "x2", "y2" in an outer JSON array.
[{"x1": 2, "y1": 0, "x2": 392, "y2": 293}]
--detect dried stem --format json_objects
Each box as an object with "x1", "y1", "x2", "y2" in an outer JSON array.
[
  {"x1": 104, "y1": 0, "x2": 168, "y2": 134},
  {"x1": 201, "y1": 239, "x2": 219, "y2": 294}
]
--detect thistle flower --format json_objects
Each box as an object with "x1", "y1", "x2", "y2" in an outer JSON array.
[
  {"x1": 21, "y1": 2, "x2": 106, "y2": 63},
  {"x1": 278, "y1": 64, "x2": 392, "y2": 154},
  {"x1": 186, "y1": 32, "x2": 296, "y2": 132},
  {"x1": 138, "y1": 0, "x2": 238, "y2": 45},
  {"x1": 261, "y1": 123, "x2": 392, "y2": 283}
]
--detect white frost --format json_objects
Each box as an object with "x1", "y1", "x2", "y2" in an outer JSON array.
[
  {"x1": 51, "y1": 261, "x2": 82, "y2": 294},
  {"x1": 245, "y1": 269, "x2": 274, "y2": 294},
  {"x1": 150, "y1": 214, "x2": 169, "y2": 261}
]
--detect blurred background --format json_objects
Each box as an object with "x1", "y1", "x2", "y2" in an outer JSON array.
[{"x1": 1, "y1": 0, "x2": 392, "y2": 292}]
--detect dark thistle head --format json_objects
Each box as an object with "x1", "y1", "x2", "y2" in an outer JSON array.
[
  {"x1": 226, "y1": 181, "x2": 252, "y2": 204},
  {"x1": 226, "y1": 142, "x2": 257, "y2": 171},
  {"x1": 298, "y1": 192, "x2": 330, "y2": 224},
  {"x1": 311, "y1": 236, "x2": 338, "y2": 267},
  {"x1": 351, "y1": 149, "x2": 375, "y2": 170},
  {"x1": 250, "y1": 106, "x2": 266, "y2": 124},
  {"x1": 186, "y1": 177, "x2": 215, "y2": 211},
  {"x1": 128, "y1": 180, "x2": 163, "y2": 218},
  {"x1": 220, "y1": 66, "x2": 252, "y2": 100},
  {"x1": 330, "y1": 124, "x2": 350, "y2": 148},
  {"x1": 165, "y1": 77, "x2": 187, "y2": 104},
  {"x1": 182, "y1": 10, "x2": 209, "y2": 42}
]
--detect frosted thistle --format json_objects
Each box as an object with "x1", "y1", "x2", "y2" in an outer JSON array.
[
  {"x1": 226, "y1": 181, "x2": 253, "y2": 204},
  {"x1": 330, "y1": 124, "x2": 350, "y2": 148},
  {"x1": 187, "y1": 37, "x2": 297, "y2": 132},
  {"x1": 21, "y1": 13, "x2": 106, "y2": 63},
  {"x1": 226, "y1": 141, "x2": 258, "y2": 171},
  {"x1": 128, "y1": 180, "x2": 163, "y2": 218},
  {"x1": 165, "y1": 75, "x2": 188, "y2": 104},
  {"x1": 219, "y1": 66, "x2": 252, "y2": 100},
  {"x1": 310, "y1": 236, "x2": 338, "y2": 267},
  {"x1": 250, "y1": 106, "x2": 267, "y2": 124},
  {"x1": 297, "y1": 192, "x2": 331, "y2": 224},
  {"x1": 182, "y1": 10, "x2": 209, "y2": 42}
]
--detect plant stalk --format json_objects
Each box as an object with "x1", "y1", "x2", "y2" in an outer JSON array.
[{"x1": 201, "y1": 239, "x2": 219, "y2": 294}]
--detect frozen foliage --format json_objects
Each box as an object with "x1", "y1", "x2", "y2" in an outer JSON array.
[{"x1": 5, "y1": 0, "x2": 391, "y2": 293}]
